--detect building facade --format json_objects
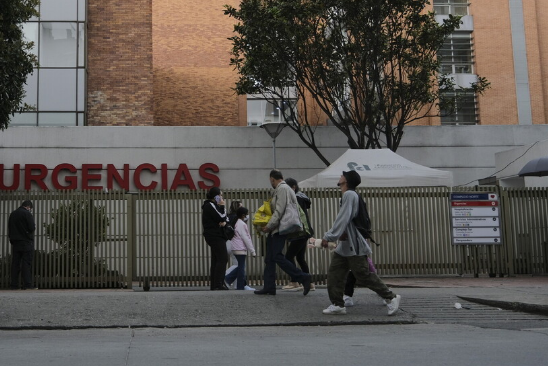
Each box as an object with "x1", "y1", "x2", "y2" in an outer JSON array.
[{"x1": 9, "y1": 0, "x2": 548, "y2": 128}]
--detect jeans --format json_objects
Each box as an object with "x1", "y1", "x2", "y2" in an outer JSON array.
[
  {"x1": 328, "y1": 253, "x2": 394, "y2": 307},
  {"x1": 204, "y1": 236, "x2": 228, "y2": 290},
  {"x1": 224, "y1": 254, "x2": 246, "y2": 290},
  {"x1": 11, "y1": 242, "x2": 34, "y2": 289},
  {"x1": 262, "y1": 233, "x2": 310, "y2": 291},
  {"x1": 285, "y1": 237, "x2": 310, "y2": 282}
]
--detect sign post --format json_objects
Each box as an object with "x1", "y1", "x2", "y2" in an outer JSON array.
[{"x1": 450, "y1": 193, "x2": 502, "y2": 245}]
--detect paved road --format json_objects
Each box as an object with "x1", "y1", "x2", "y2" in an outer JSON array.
[{"x1": 2, "y1": 324, "x2": 548, "y2": 366}]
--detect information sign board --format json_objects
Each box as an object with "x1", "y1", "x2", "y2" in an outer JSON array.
[{"x1": 450, "y1": 192, "x2": 502, "y2": 245}]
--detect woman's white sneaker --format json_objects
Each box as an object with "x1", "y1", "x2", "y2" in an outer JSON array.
[
  {"x1": 387, "y1": 295, "x2": 401, "y2": 316},
  {"x1": 343, "y1": 295, "x2": 354, "y2": 307},
  {"x1": 323, "y1": 304, "x2": 347, "y2": 315}
]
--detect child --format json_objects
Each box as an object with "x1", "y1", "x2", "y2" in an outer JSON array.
[{"x1": 224, "y1": 207, "x2": 256, "y2": 290}]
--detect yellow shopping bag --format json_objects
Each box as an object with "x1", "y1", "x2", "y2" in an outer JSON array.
[{"x1": 252, "y1": 200, "x2": 272, "y2": 228}]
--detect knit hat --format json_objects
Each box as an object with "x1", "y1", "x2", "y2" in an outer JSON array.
[{"x1": 342, "y1": 170, "x2": 361, "y2": 190}]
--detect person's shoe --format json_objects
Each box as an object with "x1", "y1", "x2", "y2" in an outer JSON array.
[
  {"x1": 343, "y1": 295, "x2": 354, "y2": 307},
  {"x1": 387, "y1": 294, "x2": 401, "y2": 316},
  {"x1": 309, "y1": 283, "x2": 316, "y2": 291},
  {"x1": 254, "y1": 288, "x2": 276, "y2": 295},
  {"x1": 244, "y1": 285, "x2": 256, "y2": 291},
  {"x1": 282, "y1": 282, "x2": 301, "y2": 290},
  {"x1": 322, "y1": 304, "x2": 347, "y2": 315},
  {"x1": 301, "y1": 275, "x2": 312, "y2": 296}
]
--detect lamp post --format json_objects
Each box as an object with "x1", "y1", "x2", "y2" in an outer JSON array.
[{"x1": 260, "y1": 122, "x2": 286, "y2": 169}]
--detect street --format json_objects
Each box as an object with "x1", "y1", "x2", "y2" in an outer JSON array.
[{"x1": 1, "y1": 324, "x2": 548, "y2": 366}]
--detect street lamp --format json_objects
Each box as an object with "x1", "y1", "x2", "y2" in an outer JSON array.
[{"x1": 260, "y1": 122, "x2": 286, "y2": 169}]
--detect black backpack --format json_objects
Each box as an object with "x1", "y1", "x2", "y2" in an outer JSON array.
[{"x1": 353, "y1": 193, "x2": 380, "y2": 246}]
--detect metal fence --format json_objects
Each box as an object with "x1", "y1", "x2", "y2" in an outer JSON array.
[{"x1": 1, "y1": 187, "x2": 547, "y2": 289}]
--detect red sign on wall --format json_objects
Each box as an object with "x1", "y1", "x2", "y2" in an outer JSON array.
[{"x1": 0, "y1": 163, "x2": 220, "y2": 191}]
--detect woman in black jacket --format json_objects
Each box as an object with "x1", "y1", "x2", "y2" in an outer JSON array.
[{"x1": 202, "y1": 187, "x2": 229, "y2": 290}]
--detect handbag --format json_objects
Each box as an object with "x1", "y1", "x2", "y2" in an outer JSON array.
[
  {"x1": 278, "y1": 201, "x2": 302, "y2": 235},
  {"x1": 223, "y1": 223, "x2": 236, "y2": 240},
  {"x1": 287, "y1": 205, "x2": 312, "y2": 241}
]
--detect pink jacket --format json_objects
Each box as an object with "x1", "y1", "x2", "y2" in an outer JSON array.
[{"x1": 231, "y1": 219, "x2": 256, "y2": 255}]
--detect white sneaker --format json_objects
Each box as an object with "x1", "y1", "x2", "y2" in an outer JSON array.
[
  {"x1": 322, "y1": 304, "x2": 347, "y2": 315},
  {"x1": 343, "y1": 295, "x2": 354, "y2": 307},
  {"x1": 244, "y1": 285, "x2": 256, "y2": 291},
  {"x1": 387, "y1": 295, "x2": 401, "y2": 316}
]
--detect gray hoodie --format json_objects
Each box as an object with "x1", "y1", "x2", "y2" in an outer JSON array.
[{"x1": 323, "y1": 190, "x2": 372, "y2": 257}]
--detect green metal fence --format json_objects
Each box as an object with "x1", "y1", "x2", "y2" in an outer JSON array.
[{"x1": 1, "y1": 187, "x2": 547, "y2": 289}]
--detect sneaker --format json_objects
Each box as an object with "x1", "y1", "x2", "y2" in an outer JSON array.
[
  {"x1": 244, "y1": 285, "x2": 256, "y2": 291},
  {"x1": 282, "y1": 282, "x2": 302, "y2": 291},
  {"x1": 387, "y1": 294, "x2": 401, "y2": 316},
  {"x1": 343, "y1": 295, "x2": 354, "y2": 307},
  {"x1": 322, "y1": 304, "x2": 347, "y2": 315},
  {"x1": 309, "y1": 283, "x2": 316, "y2": 291}
]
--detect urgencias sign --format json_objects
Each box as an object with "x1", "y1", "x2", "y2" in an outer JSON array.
[{"x1": 0, "y1": 163, "x2": 220, "y2": 191}]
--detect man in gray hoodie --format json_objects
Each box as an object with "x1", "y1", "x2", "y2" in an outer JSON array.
[
  {"x1": 321, "y1": 171, "x2": 401, "y2": 315},
  {"x1": 254, "y1": 169, "x2": 312, "y2": 296}
]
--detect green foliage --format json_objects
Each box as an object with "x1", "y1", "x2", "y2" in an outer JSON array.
[
  {"x1": 225, "y1": 0, "x2": 489, "y2": 163},
  {"x1": 0, "y1": 0, "x2": 40, "y2": 130},
  {"x1": 43, "y1": 200, "x2": 112, "y2": 277}
]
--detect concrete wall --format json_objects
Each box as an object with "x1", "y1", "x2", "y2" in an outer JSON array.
[{"x1": 1, "y1": 125, "x2": 547, "y2": 190}]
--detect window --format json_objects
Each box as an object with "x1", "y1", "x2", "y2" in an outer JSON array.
[
  {"x1": 433, "y1": 0, "x2": 469, "y2": 16},
  {"x1": 438, "y1": 32, "x2": 474, "y2": 74},
  {"x1": 11, "y1": 0, "x2": 86, "y2": 127},
  {"x1": 247, "y1": 96, "x2": 297, "y2": 125},
  {"x1": 440, "y1": 90, "x2": 478, "y2": 125}
]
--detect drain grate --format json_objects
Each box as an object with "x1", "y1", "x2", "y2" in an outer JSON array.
[{"x1": 401, "y1": 295, "x2": 548, "y2": 330}]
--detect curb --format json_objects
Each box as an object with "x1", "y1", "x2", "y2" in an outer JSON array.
[
  {"x1": 458, "y1": 296, "x2": 548, "y2": 316},
  {"x1": 0, "y1": 319, "x2": 418, "y2": 331}
]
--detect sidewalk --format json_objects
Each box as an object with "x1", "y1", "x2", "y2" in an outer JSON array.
[{"x1": 1, "y1": 275, "x2": 546, "y2": 330}]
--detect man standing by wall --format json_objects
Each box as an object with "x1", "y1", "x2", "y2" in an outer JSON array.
[
  {"x1": 255, "y1": 170, "x2": 312, "y2": 296},
  {"x1": 8, "y1": 200, "x2": 37, "y2": 290},
  {"x1": 321, "y1": 171, "x2": 400, "y2": 315}
]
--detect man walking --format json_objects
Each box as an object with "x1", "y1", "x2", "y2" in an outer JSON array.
[
  {"x1": 254, "y1": 170, "x2": 312, "y2": 296},
  {"x1": 8, "y1": 200, "x2": 37, "y2": 290},
  {"x1": 321, "y1": 171, "x2": 400, "y2": 315}
]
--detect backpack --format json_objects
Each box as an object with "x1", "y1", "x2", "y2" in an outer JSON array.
[{"x1": 353, "y1": 193, "x2": 380, "y2": 246}]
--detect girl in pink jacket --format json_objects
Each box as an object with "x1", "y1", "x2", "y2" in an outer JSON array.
[{"x1": 224, "y1": 207, "x2": 256, "y2": 290}]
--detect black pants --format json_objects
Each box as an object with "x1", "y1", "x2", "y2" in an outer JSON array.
[
  {"x1": 204, "y1": 236, "x2": 228, "y2": 290},
  {"x1": 344, "y1": 271, "x2": 356, "y2": 297},
  {"x1": 285, "y1": 237, "x2": 310, "y2": 282},
  {"x1": 11, "y1": 242, "x2": 34, "y2": 289}
]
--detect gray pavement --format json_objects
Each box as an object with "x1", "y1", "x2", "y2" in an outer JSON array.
[{"x1": 1, "y1": 275, "x2": 547, "y2": 330}]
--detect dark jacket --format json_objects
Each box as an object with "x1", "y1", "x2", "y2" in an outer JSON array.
[
  {"x1": 8, "y1": 206, "x2": 36, "y2": 244},
  {"x1": 201, "y1": 200, "x2": 227, "y2": 239}
]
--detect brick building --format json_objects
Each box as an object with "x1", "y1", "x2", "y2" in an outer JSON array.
[{"x1": 10, "y1": 0, "x2": 548, "y2": 128}]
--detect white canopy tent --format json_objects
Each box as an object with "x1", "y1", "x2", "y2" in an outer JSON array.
[{"x1": 299, "y1": 149, "x2": 453, "y2": 188}]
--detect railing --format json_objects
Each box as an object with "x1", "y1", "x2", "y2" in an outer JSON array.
[{"x1": 1, "y1": 187, "x2": 546, "y2": 289}]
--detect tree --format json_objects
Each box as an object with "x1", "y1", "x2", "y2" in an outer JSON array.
[
  {"x1": 0, "y1": 0, "x2": 39, "y2": 130},
  {"x1": 224, "y1": 0, "x2": 489, "y2": 165},
  {"x1": 43, "y1": 200, "x2": 111, "y2": 277}
]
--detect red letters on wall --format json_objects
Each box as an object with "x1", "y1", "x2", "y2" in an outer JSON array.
[{"x1": 0, "y1": 163, "x2": 220, "y2": 191}]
